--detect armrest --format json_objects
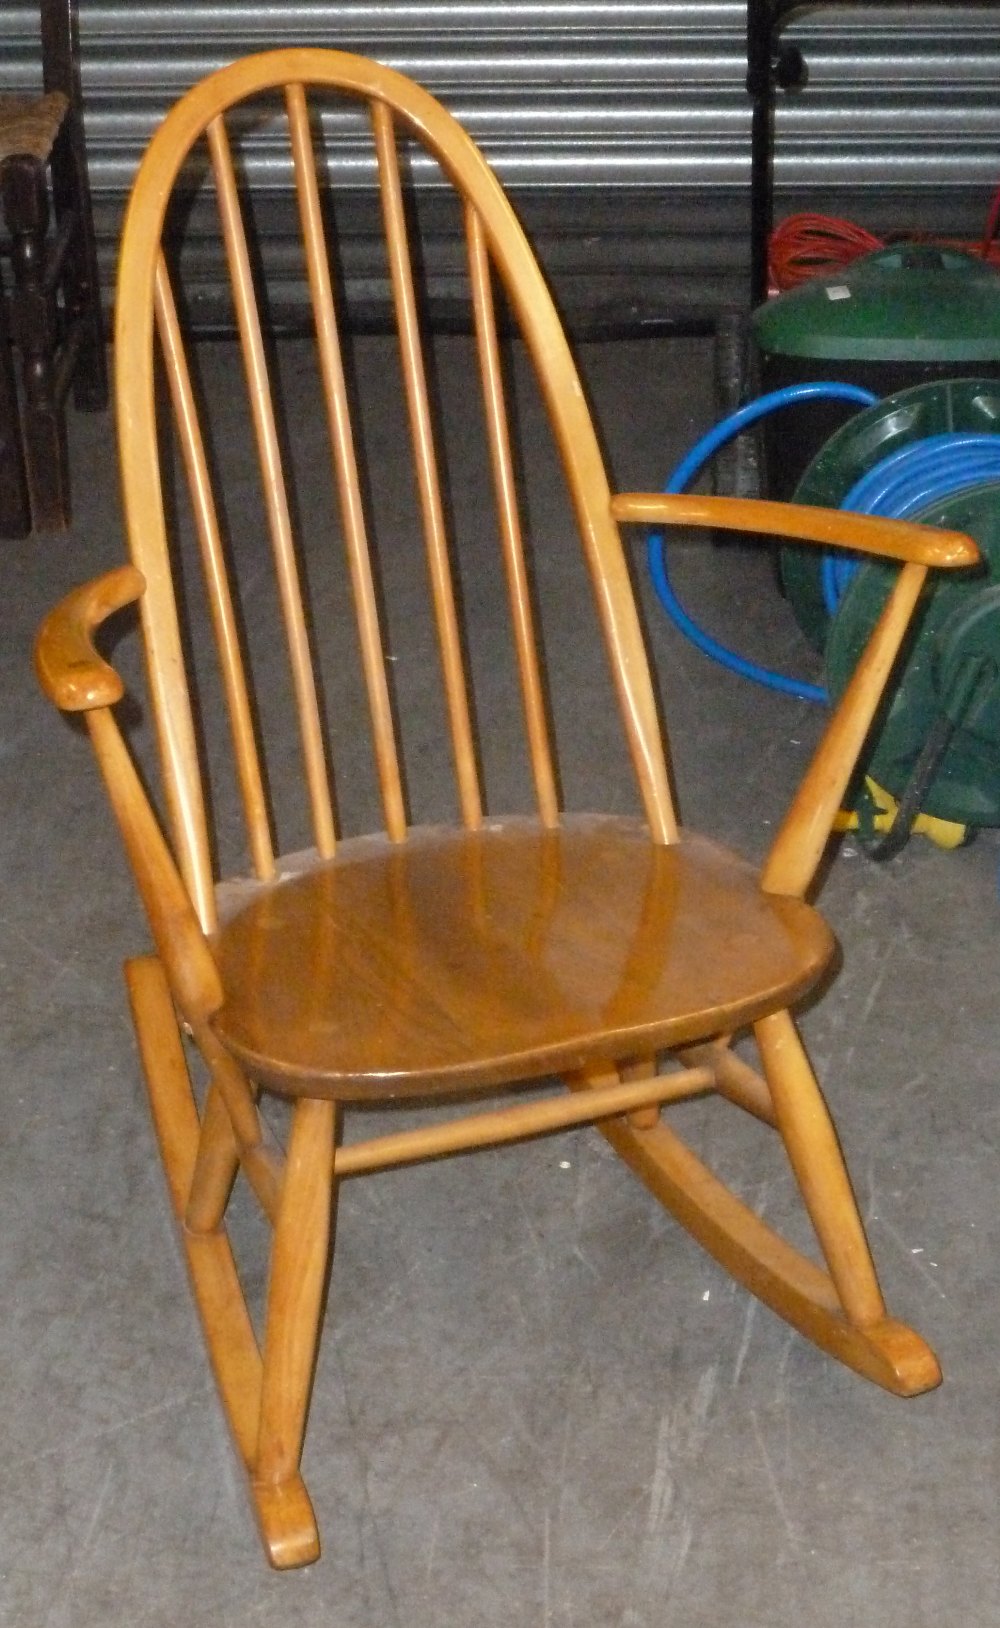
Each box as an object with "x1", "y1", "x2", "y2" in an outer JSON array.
[
  {"x1": 610, "y1": 492, "x2": 980, "y2": 571},
  {"x1": 36, "y1": 564, "x2": 223, "y2": 1019},
  {"x1": 612, "y1": 491, "x2": 979, "y2": 899},
  {"x1": 34, "y1": 565, "x2": 146, "y2": 712}
]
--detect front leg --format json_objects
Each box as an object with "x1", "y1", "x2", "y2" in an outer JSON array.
[{"x1": 253, "y1": 1095, "x2": 338, "y2": 1568}]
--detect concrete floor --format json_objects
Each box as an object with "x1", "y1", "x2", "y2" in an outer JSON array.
[{"x1": 3, "y1": 332, "x2": 999, "y2": 1626}]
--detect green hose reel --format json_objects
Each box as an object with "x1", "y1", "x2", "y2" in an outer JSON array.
[
  {"x1": 780, "y1": 377, "x2": 1000, "y2": 652},
  {"x1": 781, "y1": 380, "x2": 1000, "y2": 833},
  {"x1": 825, "y1": 483, "x2": 1000, "y2": 828}
]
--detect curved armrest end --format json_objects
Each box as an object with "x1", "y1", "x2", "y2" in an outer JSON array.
[
  {"x1": 611, "y1": 492, "x2": 980, "y2": 570},
  {"x1": 35, "y1": 565, "x2": 146, "y2": 713}
]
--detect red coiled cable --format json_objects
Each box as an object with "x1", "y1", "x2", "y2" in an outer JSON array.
[{"x1": 769, "y1": 190, "x2": 1000, "y2": 293}]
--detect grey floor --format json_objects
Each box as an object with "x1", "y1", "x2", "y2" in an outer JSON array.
[{"x1": 3, "y1": 333, "x2": 1000, "y2": 1626}]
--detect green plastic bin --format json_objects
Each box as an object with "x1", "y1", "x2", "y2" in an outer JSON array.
[{"x1": 752, "y1": 245, "x2": 1000, "y2": 499}]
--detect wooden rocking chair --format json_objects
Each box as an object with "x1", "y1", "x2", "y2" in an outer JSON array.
[{"x1": 35, "y1": 51, "x2": 977, "y2": 1570}]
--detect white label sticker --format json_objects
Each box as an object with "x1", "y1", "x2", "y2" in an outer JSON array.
[{"x1": 826, "y1": 285, "x2": 852, "y2": 301}]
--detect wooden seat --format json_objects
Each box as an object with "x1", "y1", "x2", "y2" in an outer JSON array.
[
  {"x1": 34, "y1": 49, "x2": 979, "y2": 1571},
  {"x1": 0, "y1": 0, "x2": 107, "y2": 536},
  {"x1": 211, "y1": 818, "x2": 835, "y2": 1097}
]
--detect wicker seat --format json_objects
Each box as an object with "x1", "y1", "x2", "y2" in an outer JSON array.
[{"x1": 0, "y1": 92, "x2": 69, "y2": 165}]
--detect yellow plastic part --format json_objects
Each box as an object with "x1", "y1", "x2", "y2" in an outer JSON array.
[{"x1": 834, "y1": 777, "x2": 968, "y2": 850}]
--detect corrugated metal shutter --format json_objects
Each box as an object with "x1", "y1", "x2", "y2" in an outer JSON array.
[{"x1": 3, "y1": 2, "x2": 999, "y2": 319}]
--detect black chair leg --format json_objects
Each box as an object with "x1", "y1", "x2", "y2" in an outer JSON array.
[
  {"x1": 1, "y1": 151, "x2": 71, "y2": 531},
  {"x1": 43, "y1": 0, "x2": 107, "y2": 414},
  {"x1": 50, "y1": 120, "x2": 106, "y2": 412},
  {"x1": 0, "y1": 285, "x2": 30, "y2": 539}
]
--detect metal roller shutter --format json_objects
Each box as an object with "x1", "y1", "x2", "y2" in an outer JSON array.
[{"x1": 3, "y1": 2, "x2": 999, "y2": 320}]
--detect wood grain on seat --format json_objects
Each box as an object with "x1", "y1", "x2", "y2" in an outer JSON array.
[{"x1": 211, "y1": 817, "x2": 835, "y2": 1098}]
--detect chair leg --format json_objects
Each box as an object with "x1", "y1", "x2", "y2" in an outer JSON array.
[
  {"x1": 572, "y1": 1032, "x2": 941, "y2": 1396},
  {"x1": 1, "y1": 153, "x2": 70, "y2": 531},
  {"x1": 621, "y1": 1055, "x2": 662, "y2": 1129},
  {"x1": 0, "y1": 283, "x2": 30, "y2": 538},
  {"x1": 125, "y1": 953, "x2": 327, "y2": 1568},
  {"x1": 754, "y1": 1008, "x2": 885, "y2": 1327},
  {"x1": 49, "y1": 120, "x2": 108, "y2": 412},
  {"x1": 184, "y1": 1080, "x2": 242, "y2": 1234},
  {"x1": 254, "y1": 1098, "x2": 337, "y2": 1550}
]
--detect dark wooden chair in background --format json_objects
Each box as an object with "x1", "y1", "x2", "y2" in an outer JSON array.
[{"x1": 0, "y1": 0, "x2": 107, "y2": 537}]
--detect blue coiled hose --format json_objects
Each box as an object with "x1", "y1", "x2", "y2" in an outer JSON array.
[
  {"x1": 649, "y1": 387, "x2": 1000, "y2": 703},
  {"x1": 647, "y1": 382, "x2": 877, "y2": 704},
  {"x1": 822, "y1": 433, "x2": 1000, "y2": 612}
]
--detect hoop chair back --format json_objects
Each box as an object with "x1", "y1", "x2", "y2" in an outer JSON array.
[{"x1": 115, "y1": 50, "x2": 677, "y2": 936}]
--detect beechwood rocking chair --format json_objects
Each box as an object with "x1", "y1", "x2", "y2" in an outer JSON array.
[{"x1": 35, "y1": 51, "x2": 978, "y2": 1570}]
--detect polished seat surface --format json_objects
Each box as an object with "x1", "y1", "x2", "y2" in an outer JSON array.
[{"x1": 210, "y1": 816, "x2": 836, "y2": 1099}]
